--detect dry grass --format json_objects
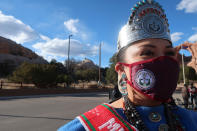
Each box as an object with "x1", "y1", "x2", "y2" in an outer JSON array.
[
  {"x1": 0, "y1": 88, "x2": 109, "y2": 97},
  {"x1": 0, "y1": 79, "x2": 114, "y2": 90}
]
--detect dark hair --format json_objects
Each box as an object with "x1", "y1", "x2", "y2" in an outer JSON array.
[{"x1": 116, "y1": 46, "x2": 128, "y2": 63}]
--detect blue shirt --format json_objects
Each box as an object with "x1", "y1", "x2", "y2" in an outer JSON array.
[{"x1": 58, "y1": 105, "x2": 197, "y2": 131}]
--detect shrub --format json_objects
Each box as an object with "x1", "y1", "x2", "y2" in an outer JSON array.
[
  {"x1": 178, "y1": 65, "x2": 197, "y2": 83},
  {"x1": 9, "y1": 62, "x2": 58, "y2": 88},
  {"x1": 105, "y1": 54, "x2": 118, "y2": 85}
]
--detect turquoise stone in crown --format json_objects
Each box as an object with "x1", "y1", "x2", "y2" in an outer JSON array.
[
  {"x1": 138, "y1": 1, "x2": 143, "y2": 5},
  {"x1": 142, "y1": 0, "x2": 147, "y2": 3}
]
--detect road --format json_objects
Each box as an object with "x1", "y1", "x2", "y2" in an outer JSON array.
[
  {"x1": 0, "y1": 93, "x2": 109, "y2": 131},
  {"x1": 0, "y1": 92, "x2": 182, "y2": 131}
]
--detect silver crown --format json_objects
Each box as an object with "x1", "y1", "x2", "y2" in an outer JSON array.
[{"x1": 117, "y1": 0, "x2": 171, "y2": 51}]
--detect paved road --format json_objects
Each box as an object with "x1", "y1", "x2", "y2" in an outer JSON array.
[
  {"x1": 0, "y1": 93, "x2": 109, "y2": 131},
  {"x1": 0, "y1": 92, "x2": 183, "y2": 131}
]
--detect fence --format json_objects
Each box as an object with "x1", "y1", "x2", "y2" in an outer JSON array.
[
  {"x1": 0, "y1": 81, "x2": 35, "y2": 89},
  {"x1": 0, "y1": 80, "x2": 114, "y2": 90}
]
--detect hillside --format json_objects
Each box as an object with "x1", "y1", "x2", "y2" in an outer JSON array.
[
  {"x1": 0, "y1": 36, "x2": 40, "y2": 59},
  {"x1": 0, "y1": 36, "x2": 47, "y2": 76}
]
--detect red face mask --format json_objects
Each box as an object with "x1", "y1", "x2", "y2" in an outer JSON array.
[{"x1": 119, "y1": 56, "x2": 180, "y2": 102}]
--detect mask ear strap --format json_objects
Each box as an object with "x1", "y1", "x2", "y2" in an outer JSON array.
[{"x1": 117, "y1": 62, "x2": 130, "y2": 67}]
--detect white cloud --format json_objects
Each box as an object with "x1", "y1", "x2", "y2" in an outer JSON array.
[
  {"x1": 64, "y1": 19, "x2": 91, "y2": 41},
  {"x1": 171, "y1": 32, "x2": 184, "y2": 42},
  {"x1": 33, "y1": 37, "x2": 98, "y2": 61},
  {"x1": 40, "y1": 34, "x2": 50, "y2": 41},
  {"x1": 188, "y1": 33, "x2": 197, "y2": 42},
  {"x1": 64, "y1": 19, "x2": 79, "y2": 34},
  {"x1": 177, "y1": 0, "x2": 197, "y2": 13},
  {"x1": 0, "y1": 11, "x2": 38, "y2": 43},
  {"x1": 192, "y1": 27, "x2": 197, "y2": 31}
]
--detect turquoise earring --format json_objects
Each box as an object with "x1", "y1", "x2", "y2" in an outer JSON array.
[{"x1": 120, "y1": 73, "x2": 128, "y2": 96}]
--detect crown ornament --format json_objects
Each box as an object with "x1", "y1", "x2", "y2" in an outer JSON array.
[{"x1": 117, "y1": 0, "x2": 171, "y2": 51}]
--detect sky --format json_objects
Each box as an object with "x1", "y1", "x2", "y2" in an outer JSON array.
[{"x1": 0, "y1": 0, "x2": 197, "y2": 67}]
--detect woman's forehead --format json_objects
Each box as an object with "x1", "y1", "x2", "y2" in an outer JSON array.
[{"x1": 128, "y1": 38, "x2": 172, "y2": 48}]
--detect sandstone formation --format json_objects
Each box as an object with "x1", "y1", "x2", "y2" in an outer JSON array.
[
  {"x1": 0, "y1": 36, "x2": 47, "y2": 67},
  {"x1": 179, "y1": 42, "x2": 197, "y2": 72},
  {"x1": 76, "y1": 58, "x2": 98, "y2": 69}
]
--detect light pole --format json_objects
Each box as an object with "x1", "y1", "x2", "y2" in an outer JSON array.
[
  {"x1": 181, "y1": 45, "x2": 186, "y2": 84},
  {"x1": 67, "y1": 35, "x2": 72, "y2": 72},
  {"x1": 98, "y1": 42, "x2": 102, "y2": 87}
]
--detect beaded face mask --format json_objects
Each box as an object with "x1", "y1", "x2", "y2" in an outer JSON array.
[{"x1": 118, "y1": 56, "x2": 180, "y2": 102}]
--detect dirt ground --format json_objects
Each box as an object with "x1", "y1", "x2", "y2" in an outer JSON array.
[
  {"x1": 0, "y1": 88, "x2": 109, "y2": 97},
  {"x1": 0, "y1": 83, "x2": 186, "y2": 98}
]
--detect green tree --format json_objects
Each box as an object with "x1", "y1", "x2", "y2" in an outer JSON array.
[
  {"x1": 50, "y1": 59, "x2": 66, "y2": 74},
  {"x1": 178, "y1": 65, "x2": 197, "y2": 83},
  {"x1": 106, "y1": 54, "x2": 118, "y2": 85},
  {"x1": 85, "y1": 69, "x2": 98, "y2": 81},
  {"x1": 0, "y1": 59, "x2": 16, "y2": 77},
  {"x1": 64, "y1": 75, "x2": 74, "y2": 87},
  {"x1": 74, "y1": 70, "x2": 86, "y2": 82},
  {"x1": 9, "y1": 62, "x2": 33, "y2": 83},
  {"x1": 9, "y1": 62, "x2": 58, "y2": 88},
  {"x1": 74, "y1": 68, "x2": 99, "y2": 82},
  {"x1": 64, "y1": 58, "x2": 80, "y2": 74}
]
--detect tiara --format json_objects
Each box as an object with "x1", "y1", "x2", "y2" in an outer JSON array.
[{"x1": 117, "y1": 0, "x2": 171, "y2": 51}]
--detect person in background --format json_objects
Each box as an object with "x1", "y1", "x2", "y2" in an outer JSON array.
[
  {"x1": 109, "y1": 85, "x2": 122, "y2": 102},
  {"x1": 58, "y1": 0, "x2": 197, "y2": 130},
  {"x1": 189, "y1": 83, "x2": 197, "y2": 109},
  {"x1": 181, "y1": 84, "x2": 190, "y2": 109}
]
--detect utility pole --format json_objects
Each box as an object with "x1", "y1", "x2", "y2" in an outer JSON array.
[
  {"x1": 98, "y1": 42, "x2": 102, "y2": 86},
  {"x1": 67, "y1": 35, "x2": 72, "y2": 72},
  {"x1": 181, "y1": 45, "x2": 186, "y2": 84}
]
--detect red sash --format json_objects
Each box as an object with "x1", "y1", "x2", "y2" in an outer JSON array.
[{"x1": 77, "y1": 103, "x2": 137, "y2": 131}]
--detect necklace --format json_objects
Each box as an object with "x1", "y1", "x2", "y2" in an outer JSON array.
[
  {"x1": 123, "y1": 96, "x2": 184, "y2": 131},
  {"x1": 123, "y1": 96, "x2": 148, "y2": 131},
  {"x1": 149, "y1": 112, "x2": 162, "y2": 122}
]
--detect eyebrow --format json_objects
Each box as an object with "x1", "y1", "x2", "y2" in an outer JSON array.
[
  {"x1": 166, "y1": 44, "x2": 173, "y2": 48},
  {"x1": 139, "y1": 44, "x2": 156, "y2": 48},
  {"x1": 139, "y1": 44, "x2": 173, "y2": 48}
]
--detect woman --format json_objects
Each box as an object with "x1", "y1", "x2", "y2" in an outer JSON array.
[
  {"x1": 58, "y1": 0, "x2": 197, "y2": 130},
  {"x1": 189, "y1": 83, "x2": 197, "y2": 109},
  {"x1": 181, "y1": 84, "x2": 190, "y2": 109}
]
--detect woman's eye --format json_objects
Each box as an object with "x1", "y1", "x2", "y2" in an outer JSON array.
[
  {"x1": 140, "y1": 50, "x2": 154, "y2": 56},
  {"x1": 165, "y1": 51, "x2": 175, "y2": 56}
]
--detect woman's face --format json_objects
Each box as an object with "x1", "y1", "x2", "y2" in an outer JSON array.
[
  {"x1": 124, "y1": 38, "x2": 176, "y2": 64},
  {"x1": 119, "y1": 38, "x2": 176, "y2": 105}
]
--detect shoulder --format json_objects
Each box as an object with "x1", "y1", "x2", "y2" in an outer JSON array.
[
  {"x1": 57, "y1": 118, "x2": 85, "y2": 131},
  {"x1": 76, "y1": 104, "x2": 136, "y2": 131},
  {"x1": 177, "y1": 106, "x2": 197, "y2": 117},
  {"x1": 57, "y1": 104, "x2": 107, "y2": 131},
  {"x1": 58, "y1": 104, "x2": 131, "y2": 131},
  {"x1": 176, "y1": 106, "x2": 197, "y2": 127}
]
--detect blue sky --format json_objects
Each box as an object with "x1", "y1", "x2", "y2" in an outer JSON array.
[{"x1": 0, "y1": 0, "x2": 197, "y2": 67}]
